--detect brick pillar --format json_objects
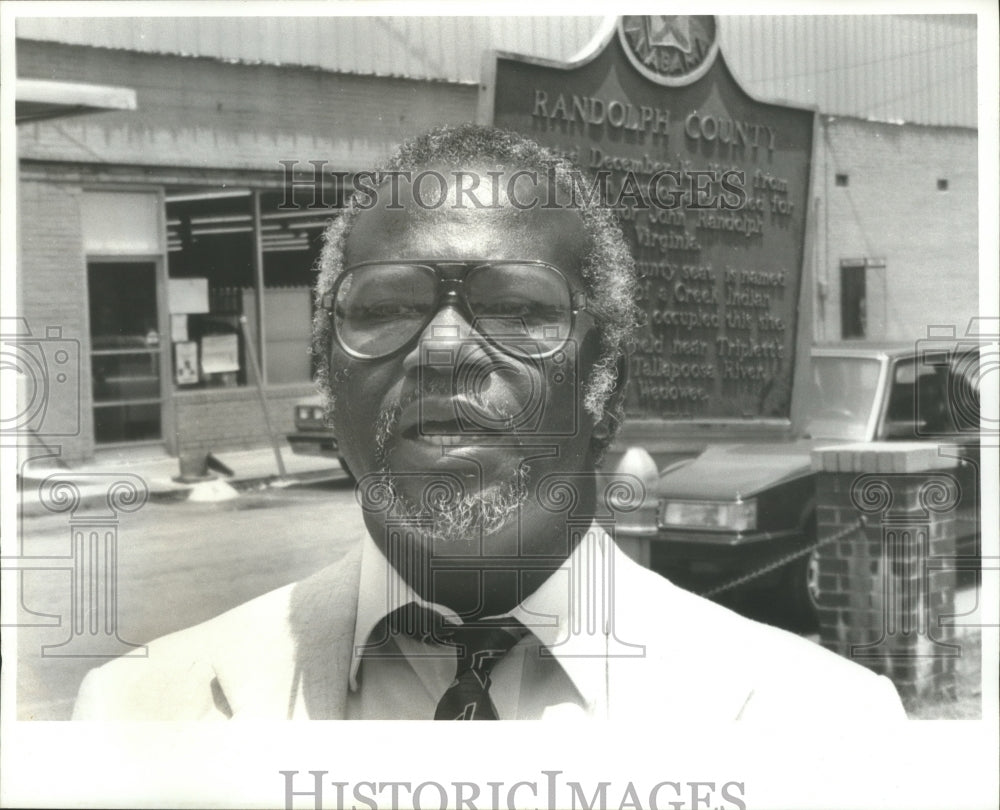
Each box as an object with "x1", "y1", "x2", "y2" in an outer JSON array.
[{"x1": 811, "y1": 442, "x2": 961, "y2": 701}]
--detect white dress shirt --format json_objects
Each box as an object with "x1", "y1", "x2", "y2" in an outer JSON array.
[{"x1": 346, "y1": 525, "x2": 623, "y2": 719}]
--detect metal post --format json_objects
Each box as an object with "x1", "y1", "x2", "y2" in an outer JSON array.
[
  {"x1": 240, "y1": 314, "x2": 287, "y2": 478},
  {"x1": 251, "y1": 189, "x2": 267, "y2": 377}
]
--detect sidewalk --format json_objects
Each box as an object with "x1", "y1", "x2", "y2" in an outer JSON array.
[{"x1": 18, "y1": 444, "x2": 346, "y2": 517}]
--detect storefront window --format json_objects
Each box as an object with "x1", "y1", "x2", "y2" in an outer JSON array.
[
  {"x1": 166, "y1": 187, "x2": 334, "y2": 388},
  {"x1": 260, "y1": 190, "x2": 327, "y2": 383},
  {"x1": 167, "y1": 190, "x2": 256, "y2": 388}
]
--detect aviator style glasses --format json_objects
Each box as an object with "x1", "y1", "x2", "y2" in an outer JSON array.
[{"x1": 324, "y1": 260, "x2": 590, "y2": 360}]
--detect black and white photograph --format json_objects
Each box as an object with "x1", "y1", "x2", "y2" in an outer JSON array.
[{"x1": 1, "y1": 3, "x2": 997, "y2": 809}]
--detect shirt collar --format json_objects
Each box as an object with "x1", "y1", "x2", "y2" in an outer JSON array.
[
  {"x1": 349, "y1": 525, "x2": 616, "y2": 708},
  {"x1": 349, "y1": 531, "x2": 458, "y2": 691}
]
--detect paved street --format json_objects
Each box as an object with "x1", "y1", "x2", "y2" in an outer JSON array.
[{"x1": 14, "y1": 478, "x2": 362, "y2": 720}]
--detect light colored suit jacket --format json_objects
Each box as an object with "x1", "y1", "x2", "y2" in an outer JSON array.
[{"x1": 73, "y1": 539, "x2": 905, "y2": 721}]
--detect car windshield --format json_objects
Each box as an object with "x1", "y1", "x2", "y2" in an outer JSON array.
[{"x1": 801, "y1": 356, "x2": 882, "y2": 440}]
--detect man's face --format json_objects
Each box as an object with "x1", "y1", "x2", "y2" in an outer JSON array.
[{"x1": 329, "y1": 167, "x2": 604, "y2": 568}]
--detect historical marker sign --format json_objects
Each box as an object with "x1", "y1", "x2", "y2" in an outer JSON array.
[{"x1": 481, "y1": 16, "x2": 815, "y2": 428}]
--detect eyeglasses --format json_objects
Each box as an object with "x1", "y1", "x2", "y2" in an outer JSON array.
[{"x1": 323, "y1": 260, "x2": 589, "y2": 360}]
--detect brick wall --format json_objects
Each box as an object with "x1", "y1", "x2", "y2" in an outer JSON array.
[
  {"x1": 172, "y1": 384, "x2": 315, "y2": 461},
  {"x1": 814, "y1": 117, "x2": 978, "y2": 343},
  {"x1": 812, "y1": 443, "x2": 963, "y2": 701},
  {"x1": 16, "y1": 179, "x2": 93, "y2": 463}
]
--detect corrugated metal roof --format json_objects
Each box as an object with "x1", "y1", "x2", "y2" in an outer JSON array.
[
  {"x1": 721, "y1": 15, "x2": 977, "y2": 128},
  {"x1": 15, "y1": 15, "x2": 978, "y2": 127},
  {"x1": 13, "y1": 16, "x2": 604, "y2": 83}
]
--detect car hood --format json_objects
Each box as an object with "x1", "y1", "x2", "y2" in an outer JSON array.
[{"x1": 654, "y1": 439, "x2": 832, "y2": 500}]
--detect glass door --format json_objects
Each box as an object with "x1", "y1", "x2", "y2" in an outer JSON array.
[{"x1": 88, "y1": 261, "x2": 163, "y2": 444}]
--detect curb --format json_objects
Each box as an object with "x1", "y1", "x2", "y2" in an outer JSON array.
[
  {"x1": 17, "y1": 467, "x2": 349, "y2": 518},
  {"x1": 17, "y1": 478, "x2": 192, "y2": 518}
]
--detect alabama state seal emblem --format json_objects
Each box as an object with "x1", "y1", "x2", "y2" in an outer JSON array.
[{"x1": 618, "y1": 15, "x2": 719, "y2": 86}]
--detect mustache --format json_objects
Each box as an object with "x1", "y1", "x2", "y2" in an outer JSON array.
[
  {"x1": 393, "y1": 379, "x2": 445, "y2": 419},
  {"x1": 398, "y1": 379, "x2": 512, "y2": 418},
  {"x1": 388, "y1": 379, "x2": 520, "y2": 434}
]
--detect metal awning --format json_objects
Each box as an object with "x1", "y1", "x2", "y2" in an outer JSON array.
[{"x1": 15, "y1": 78, "x2": 137, "y2": 124}]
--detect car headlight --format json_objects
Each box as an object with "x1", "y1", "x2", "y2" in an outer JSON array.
[{"x1": 659, "y1": 499, "x2": 757, "y2": 532}]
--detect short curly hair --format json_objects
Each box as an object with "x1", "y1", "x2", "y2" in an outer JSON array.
[{"x1": 313, "y1": 124, "x2": 640, "y2": 457}]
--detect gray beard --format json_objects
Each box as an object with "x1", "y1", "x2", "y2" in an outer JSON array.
[{"x1": 372, "y1": 403, "x2": 529, "y2": 544}]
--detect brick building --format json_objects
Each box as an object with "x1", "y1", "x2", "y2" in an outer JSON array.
[
  {"x1": 11, "y1": 15, "x2": 979, "y2": 463},
  {"x1": 812, "y1": 117, "x2": 977, "y2": 342}
]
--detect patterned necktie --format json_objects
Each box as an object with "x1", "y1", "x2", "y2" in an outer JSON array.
[{"x1": 434, "y1": 618, "x2": 525, "y2": 721}]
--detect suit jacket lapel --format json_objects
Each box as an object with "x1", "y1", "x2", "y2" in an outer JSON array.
[
  {"x1": 287, "y1": 547, "x2": 364, "y2": 719},
  {"x1": 209, "y1": 545, "x2": 364, "y2": 719}
]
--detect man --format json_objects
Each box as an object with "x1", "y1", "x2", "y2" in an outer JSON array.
[{"x1": 74, "y1": 125, "x2": 904, "y2": 720}]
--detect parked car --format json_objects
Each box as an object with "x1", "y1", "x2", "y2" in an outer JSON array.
[
  {"x1": 286, "y1": 394, "x2": 355, "y2": 481},
  {"x1": 617, "y1": 343, "x2": 982, "y2": 623}
]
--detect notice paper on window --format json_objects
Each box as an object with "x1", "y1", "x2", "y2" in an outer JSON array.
[
  {"x1": 168, "y1": 277, "x2": 209, "y2": 314},
  {"x1": 174, "y1": 341, "x2": 199, "y2": 385},
  {"x1": 200, "y1": 333, "x2": 239, "y2": 374},
  {"x1": 170, "y1": 313, "x2": 189, "y2": 343}
]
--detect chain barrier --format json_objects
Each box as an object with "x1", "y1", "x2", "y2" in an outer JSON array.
[{"x1": 701, "y1": 517, "x2": 866, "y2": 599}]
